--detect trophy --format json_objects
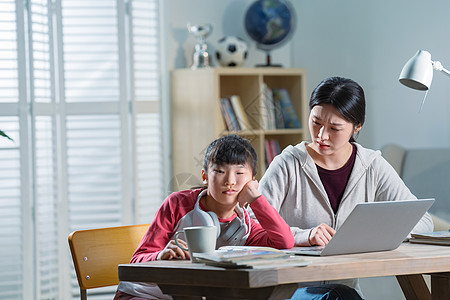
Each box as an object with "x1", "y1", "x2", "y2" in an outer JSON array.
[{"x1": 187, "y1": 23, "x2": 212, "y2": 69}]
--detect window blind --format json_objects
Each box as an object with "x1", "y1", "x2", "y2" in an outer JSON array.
[
  {"x1": 0, "y1": 1, "x2": 23, "y2": 298},
  {"x1": 0, "y1": 119, "x2": 22, "y2": 299},
  {"x1": 0, "y1": 0, "x2": 164, "y2": 299},
  {"x1": 130, "y1": 0, "x2": 164, "y2": 223},
  {"x1": 28, "y1": 0, "x2": 60, "y2": 298},
  {"x1": 35, "y1": 116, "x2": 58, "y2": 299}
]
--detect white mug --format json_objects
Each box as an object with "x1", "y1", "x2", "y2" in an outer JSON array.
[{"x1": 174, "y1": 226, "x2": 217, "y2": 262}]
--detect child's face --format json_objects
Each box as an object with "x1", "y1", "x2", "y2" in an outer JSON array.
[{"x1": 203, "y1": 162, "x2": 253, "y2": 207}]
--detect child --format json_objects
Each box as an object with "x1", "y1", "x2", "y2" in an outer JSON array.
[{"x1": 114, "y1": 135, "x2": 295, "y2": 299}]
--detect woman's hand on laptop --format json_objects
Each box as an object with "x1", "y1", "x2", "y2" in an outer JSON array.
[{"x1": 309, "y1": 223, "x2": 336, "y2": 246}]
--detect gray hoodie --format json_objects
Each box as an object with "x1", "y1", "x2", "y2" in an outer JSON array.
[{"x1": 259, "y1": 141, "x2": 433, "y2": 296}]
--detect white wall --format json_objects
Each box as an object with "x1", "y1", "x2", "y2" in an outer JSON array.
[
  {"x1": 291, "y1": 0, "x2": 450, "y2": 150},
  {"x1": 166, "y1": 0, "x2": 450, "y2": 150}
]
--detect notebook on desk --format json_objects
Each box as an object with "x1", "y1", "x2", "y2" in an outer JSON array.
[{"x1": 284, "y1": 198, "x2": 435, "y2": 256}]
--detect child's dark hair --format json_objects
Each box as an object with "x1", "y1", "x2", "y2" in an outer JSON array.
[{"x1": 203, "y1": 135, "x2": 257, "y2": 175}]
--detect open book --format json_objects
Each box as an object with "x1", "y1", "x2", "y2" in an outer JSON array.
[{"x1": 193, "y1": 246, "x2": 311, "y2": 269}]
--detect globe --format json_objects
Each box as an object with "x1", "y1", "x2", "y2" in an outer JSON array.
[{"x1": 244, "y1": 0, "x2": 296, "y2": 66}]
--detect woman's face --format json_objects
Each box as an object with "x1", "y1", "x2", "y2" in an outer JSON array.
[{"x1": 308, "y1": 104, "x2": 360, "y2": 156}]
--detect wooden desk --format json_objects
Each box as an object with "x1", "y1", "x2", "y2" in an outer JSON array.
[{"x1": 118, "y1": 243, "x2": 450, "y2": 300}]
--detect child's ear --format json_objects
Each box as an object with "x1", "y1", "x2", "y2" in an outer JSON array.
[{"x1": 201, "y1": 169, "x2": 208, "y2": 184}]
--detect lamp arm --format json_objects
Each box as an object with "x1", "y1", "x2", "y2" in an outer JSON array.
[{"x1": 432, "y1": 61, "x2": 450, "y2": 78}]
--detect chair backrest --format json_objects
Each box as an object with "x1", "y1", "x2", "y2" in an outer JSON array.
[
  {"x1": 380, "y1": 143, "x2": 406, "y2": 176},
  {"x1": 68, "y1": 223, "x2": 149, "y2": 299}
]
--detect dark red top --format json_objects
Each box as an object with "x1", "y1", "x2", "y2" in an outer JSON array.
[{"x1": 316, "y1": 144, "x2": 357, "y2": 214}]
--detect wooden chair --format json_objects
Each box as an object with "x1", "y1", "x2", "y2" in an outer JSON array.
[{"x1": 68, "y1": 223, "x2": 150, "y2": 300}]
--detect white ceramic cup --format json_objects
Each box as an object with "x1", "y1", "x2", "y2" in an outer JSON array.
[{"x1": 174, "y1": 226, "x2": 217, "y2": 262}]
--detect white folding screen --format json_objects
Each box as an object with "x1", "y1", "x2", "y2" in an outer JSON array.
[{"x1": 0, "y1": 0, "x2": 164, "y2": 299}]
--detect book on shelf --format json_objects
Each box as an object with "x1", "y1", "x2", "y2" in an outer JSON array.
[
  {"x1": 261, "y1": 83, "x2": 276, "y2": 130},
  {"x1": 270, "y1": 139, "x2": 281, "y2": 158},
  {"x1": 264, "y1": 139, "x2": 274, "y2": 165},
  {"x1": 409, "y1": 231, "x2": 450, "y2": 246},
  {"x1": 272, "y1": 88, "x2": 301, "y2": 129},
  {"x1": 229, "y1": 95, "x2": 251, "y2": 130},
  {"x1": 193, "y1": 246, "x2": 310, "y2": 269},
  {"x1": 273, "y1": 97, "x2": 285, "y2": 129},
  {"x1": 265, "y1": 139, "x2": 281, "y2": 166},
  {"x1": 219, "y1": 98, "x2": 233, "y2": 130},
  {"x1": 219, "y1": 97, "x2": 240, "y2": 131}
]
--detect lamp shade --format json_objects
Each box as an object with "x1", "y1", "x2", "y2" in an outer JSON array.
[{"x1": 399, "y1": 50, "x2": 433, "y2": 91}]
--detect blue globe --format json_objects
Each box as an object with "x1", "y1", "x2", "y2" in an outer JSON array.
[{"x1": 244, "y1": 0, "x2": 296, "y2": 52}]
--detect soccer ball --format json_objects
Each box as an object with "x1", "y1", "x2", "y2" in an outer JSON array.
[{"x1": 215, "y1": 36, "x2": 248, "y2": 67}]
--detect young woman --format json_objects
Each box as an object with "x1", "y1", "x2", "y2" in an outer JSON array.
[
  {"x1": 114, "y1": 135, "x2": 294, "y2": 299},
  {"x1": 259, "y1": 76, "x2": 433, "y2": 298}
]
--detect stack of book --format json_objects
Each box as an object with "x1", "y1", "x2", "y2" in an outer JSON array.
[
  {"x1": 260, "y1": 84, "x2": 276, "y2": 130},
  {"x1": 261, "y1": 84, "x2": 302, "y2": 130},
  {"x1": 219, "y1": 95, "x2": 251, "y2": 131},
  {"x1": 409, "y1": 231, "x2": 450, "y2": 246},
  {"x1": 193, "y1": 246, "x2": 310, "y2": 269},
  {"x1": 265, "y1": 139, "x2": 281, "y2": 165},
  {"x1": 220, "y1": 87, "x2": 302, "y2": 132}
]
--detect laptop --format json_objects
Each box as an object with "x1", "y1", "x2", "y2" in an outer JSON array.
[{"x1": 284, "y1": 198, "x2": 434, "y2": 256}]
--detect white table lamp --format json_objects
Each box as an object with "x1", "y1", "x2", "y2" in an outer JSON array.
[{"x1": 399, "y1": 50, "x2": 450, "y2": 90}]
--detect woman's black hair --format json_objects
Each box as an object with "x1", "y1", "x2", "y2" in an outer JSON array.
[
  {"x1": 310, "y1": 76, "x2": 366, "y2": 142},
  {"x1": 203, "y1": 134, "x2": 257, "y2": 175}
]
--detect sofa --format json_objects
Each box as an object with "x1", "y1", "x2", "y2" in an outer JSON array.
[
  {"x1": 380, "y1": 143, "x2": 450, "y2": 230},
  {"x1": 359, "y1": 144, "x2": 450, "y2": 300}
]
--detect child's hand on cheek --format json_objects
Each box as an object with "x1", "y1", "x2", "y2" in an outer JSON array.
[{"x1": 237, "y1": 179, "x2": 261, "y2": 208}]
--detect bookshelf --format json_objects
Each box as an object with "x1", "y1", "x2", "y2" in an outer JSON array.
[{"x1": 171, "y1": 68, "x2": 309, "y2": 190}]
